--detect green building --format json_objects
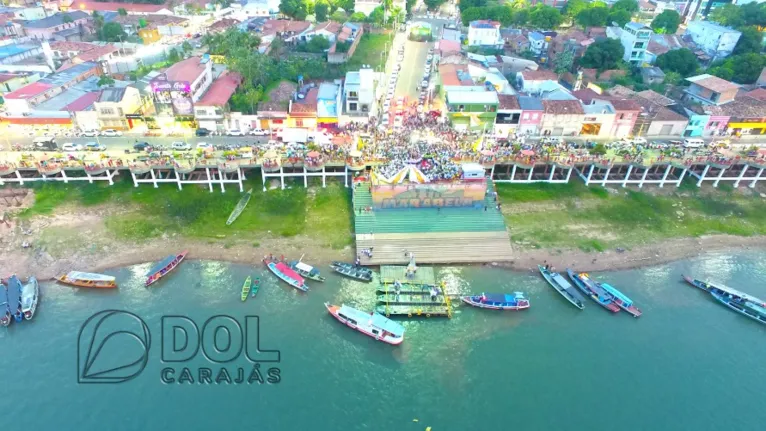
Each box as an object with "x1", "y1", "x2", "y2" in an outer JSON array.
[{"x1": 444, "y1": 86, "x2": 499, "y2": 132}]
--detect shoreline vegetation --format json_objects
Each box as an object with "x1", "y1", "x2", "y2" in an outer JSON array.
[{"x1": 2, "y1": 176, "x2": 766, "y2": 278}]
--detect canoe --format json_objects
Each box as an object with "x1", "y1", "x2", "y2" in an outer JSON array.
[
  {"x1": 21, "y1": 276, "x2": 39, "y2": 320},
  {"x1": 146, "y1": 251, "x2": 187, "y2": 287},
  {"x1": 7, "y1": 275, "x2": 23, "y2": 323},
  {"x1": 0, "y1": 282, "x2": 10, "y2": 327},
  {"x1": 226, "y1": 188, "x2": 253, "y2": 225},
  {"x1": 600, "y1": 282, "x2": 642, "y2": 317},
  {"x1": 460, "y1": 292, "x2": 530, "y2": 310},
  {"x1": 55, "y1": 271, "x2": 117, "y2": 289},
  {"x1": 683, "y1": 275, "x2": 766, "y2": 325},
  {"x1": 566, "y1": 269, "x2": 621, "y2": 313},
  {"x1": 325, "y1": 302, "x2": 405, "y2": 345},
  {"x1": 538, "y1": 265, "x2": 585, "y2": 310},
  {"x1": 251, "y1": 277, "x2": 260, "y2": 297},
  {"x1": 289, "y1": 260, "x2": 326, "y2": 282},
  {"x1": 241, "y1": 276, "x2": 251, "y2": 302},
  {"x1": 264, "y1": 257, "x2": 308, "y2": 292},
  {"x1": 330, "y1": 261, "x2": 373, "y2": 282}
]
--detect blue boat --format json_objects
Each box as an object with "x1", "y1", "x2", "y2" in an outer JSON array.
[
  {"x1": 0, "y1": 282, "x2": 10, "y2": 327},
  {"x1": 566, "y1": 269, "x2": 621, "y2": 313},
  {"x1": 538, "y1": 265, "x2": 585, "y2": 310},
  {"x1": 600, "y1": 282, "x2": 642, "y2": 317},
  {"x1": 460, "y1": 292, "x2": 530, "y2": 310},
  {"x1": 7, "y1": 275, "x2": 24, "y2": 323},
  {"x1": 683, "y1": 275, "x2": 766, "y2": 325}
]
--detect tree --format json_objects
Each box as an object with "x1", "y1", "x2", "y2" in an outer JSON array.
[
  {"x1": 554, "y1": 49, "x2": 574, "y2": 76},
  {"x1": 663, "y1": 71, "x2": 682, "y2": 86},
  {"x1": 528, "y1": 5, "x2": 562, "y2": 29},
  {"x1": 101, "y1": 22, "x2": 127, "y2": 42},
  {"x1": 205, "y1": 28, "x2": 262, "y2": 56},
  {"x1": 181, "y1": 41, "x2": 192, "y2": 55},
  {"x1": 118, "y1": 7, "x2": 128, "y2": 16},
  {"x1": 337, "y1": 0, "x2": 354, "y2": 13},
  {"x1": 303, "y1": 35, "x2": 331, "y2": 52},
  {"x1": 576, "y1": 7, "x2": 608, "y2": 29},
  {"x1": 654, "y1": 48, "x2": 699, "y2": 77},
  {"x1": 579, "y1": 38, "x2": 624, "y2": 70},
  {"x1": 97, "y1": 75, "x2": 115, "y2": 87},
  {"x1": 511, "y1": 9, "x2": 530, "y2": 26},
  {"x1": 607, "y1": 9, "x2": 631, "y2": 27},
  {"x1": 708, "y1": 4, "x2": 745, "y2": 28},
  {"x1": 709, "y1": 53, "x2": 766, "y2": 84},
  {"x1": 591, "y1": 143, "x2": 607, "y2": 156},
  {"x1": 315, "y1": 0, "x2": 329, "y2": 21},
  {"x1": 62, "y1": 14, "x2": 74, "y2": 24},
  {"x1": 611, "y1": 0, "x2": 638, "y2": 13},
  {"x1": 92, "y1": 11, "x2": 104, "y2": 36},
  {"x1": 280, "y1": 0, "x2": 307, "y2": 19},
  {"x1": 368, "y1": 6, "x2": 385, "y2": 26},
  {"x1": 651, "y1": 10, "x2": 680, "y2": 34},
  {"x1": 349, "y1": 11, "x2": 366, "y2": 21},
  {"x1": 563, "y1": 0, "x2": 588, "y2": 19},
  {"x1": 509, "y1": 0, "x2": 527, "y2": 9},
  {"x1": 167, "y1": 48, "x2": 181, "y2": 63},
  {"x1": 330, "y1": 10, "x2": 347, "y2": 21},
  {"x1": 424, "y1": 0, "x2": 446, "y2": 11},
  {"x1": 733, "y1": 26, "x2": 764, "y2": 55}
]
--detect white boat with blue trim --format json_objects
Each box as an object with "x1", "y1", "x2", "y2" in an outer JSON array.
[{"x1": 325, "y1": 302, "x2": 405, "y2": 345}]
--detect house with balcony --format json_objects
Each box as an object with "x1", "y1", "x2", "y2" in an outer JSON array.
[
  {"x1": 618, "y1": 22, "x2": 652, "y2": 65},
  {"x1": 163, "y1": 56, "x2": 213, "y2": 103},
  {"x1": 343, "y1": 66, "x2": 375, "y2": 119},
  {"x1": 518, "y1": 96, "x2": 544, "y2": 135},
  {"x1": 194, "y1": 71, "x2": 241, "y2": 132},
  {"x1": 93, "y1": 86, "x2": 143, "y2": 130},
  {"x1": 444, "y1": 86, "x2": 499, "y2": 131},
  {"x1": 494, "y1": 94, "x2": 521, "y2": 138},
  {"x1": 467, "y1": 20, "x2": 502, "y2": 48},
  {"x1": 683, "y1": 74, "x2": 738, "y2": 106},
  {"x1": 540, "y1": 99, "x2": 585, "y2": 137}
]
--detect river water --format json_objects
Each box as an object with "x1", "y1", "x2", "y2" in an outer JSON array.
[{"x1": 3, "y1": 252, "x2": 766, "y2": 430}]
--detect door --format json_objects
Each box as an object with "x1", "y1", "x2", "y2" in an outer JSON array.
[
  {"x1": 552, "y1": 127, "x2": 564, "y2": 136},
  {"x1": 660, "y1": 124, "x2": 673, "y2": 135}
]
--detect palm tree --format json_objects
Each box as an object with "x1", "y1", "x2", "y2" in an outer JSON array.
[{"x1": 510, "y1": 0, "x2": 527, "y2": 9}]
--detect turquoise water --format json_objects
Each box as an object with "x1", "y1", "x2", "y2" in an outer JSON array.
[{"x1": 4, "y1": 252, "x2": 766, "y2": 430}]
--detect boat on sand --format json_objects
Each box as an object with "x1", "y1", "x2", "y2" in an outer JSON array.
[
  {"x1": 7, "y1": 275, "x2": 23, "y2": 322},
  {"x1": 146, "y1": 252, "x2": 187, "y2": 287},
  {"x1": 21, "y1": 276, "x2": 39, "y2": 320},
  {"x1": 226, "y1": 189, "x2": 253, "y2": 225},
  {"x1": 55, "y1": 271, "x2": 117, "y2": 289},
  {"x1": 538, "y1": 265, "x2": 585, "y2": 310},
  {"x1": 324, "y1": 302, "x2": 405, "y2": 345},
  {"x1": 264, "y1": 256, "x2": 308, "y2": 292}
]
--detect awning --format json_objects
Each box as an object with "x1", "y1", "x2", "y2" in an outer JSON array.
[
  {"x1": 728, "y1": 123, "x2": 766, "y2": 129},
  {"x1": 316, "y1": 117, "x2": 338, "y2": 123}
]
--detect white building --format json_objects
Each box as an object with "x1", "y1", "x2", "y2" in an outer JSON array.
[
  {"x1": 343, "y1": 66, "x2": 375, "y2": 118},
  {"x1": 467, "y1": 20, "x2": 502, "y2": 47},
  {"x1": 685, "y1": 21, "x2": 741, "y2": 59},
  {"x1": 618, "y1": 22, "x2": 652, "y2": 65},
  {"x1": 163, "y1": 56, "x2": 213, "y2": 103}
]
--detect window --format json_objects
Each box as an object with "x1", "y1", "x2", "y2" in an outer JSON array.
[
  {"x1": 272, "y1": 119, "x2": 283, "y2": 124},
  {"x1": 458, "y1": 104, "x2": 465, "y2": 112},
  {"x1": 295, "y1": 119, "x2": 304, "y2": 127},
  {"x1": 532, "y1": 113, "x2": 538, "y2": 120},
  {"x1": 523, "y1": 113, "x2": 529, "y2": 120},
  {"x1": 711, "y1": 92, "x2": 720, "y2": 102},
  {"x1": 196, "y1": 109, "x2": 206, "y2": 116},
  {"x1": 619, "y1": 113, "x2": 625, "y2": 120},
  {"x1": 709, "y1": 121, "x2": 719, "y2": 128},
  {"x1": 117, "y1": 108, "x2": 123, "y2": 116},
  {"x1": 349, "y1": 102, "x2": 358, "y2": 111},
  {"x1": 348, "y1": 91, "x2": 358, "y2": 98},
  {"x1": 361, "y1": 104, "x2": 368, "y2": 112},
  {"x1": 100, "y1": 108, "x2": 115, "y2": 115}
]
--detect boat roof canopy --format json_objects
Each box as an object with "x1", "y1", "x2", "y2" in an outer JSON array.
[
  {"x1": 68, "y1": 271, "x2": 116, "y2": 282},
  {"x1": 339, "y1": 305, "x2": 405, "y2": 336},
  {"x1": 481, "y1": 293, "x2": 513, "y2": 303},
  {"x1": 294, "y1": 262, "x2": 314, "y2": 273},
  {"x1": 147, "y1": 255, "x2": 177, "y2": 276}
]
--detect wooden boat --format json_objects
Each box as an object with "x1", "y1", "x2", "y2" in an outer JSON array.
[
  {"x1": 600, "y1": 282, "x2": 642, "y2": 317},
  {"x1": 226, "y1": 188, "x2": 253, "y2": 225},
  {"x1": 21, "y1": 276, "x2": 39, "y2": 320},
  {"x1": 683, "y1": 275, "x2": 766, "y2": 325},
  {"x1": 330, "y1": 261, "x2": 373, "y2": 282},
  {"x1": 461, "y1": 292, "x2": 530, "y2": 310},
  {"x1": 289, "y1": 258, "x2": 325, "y2": 282},
  {"x1": 241, "y1": 276, "x2": 251, "y2": 302},
  {"x1": 7, "y1": 275, "x2": 23, "y2": 323},
  {"x1": 325, "y1": 302, "x2": 405, "y2": 345},
  {"x1": 146, "y1": 252, "x2": 187, "y2": 287},
  {"x1": 56, "y1": 271, "x2": 117, "y2": 289},
  {"x1": 538, "y1": 265, "x2": 585, "y2": 310},
  {"x1": 264, "y1": 257, "x2": 308, "y2": 292},
  {"x1": 0, "y1": 282, "x2": 10, "y2": 327},
  {"x1": 251, "y1": 277, "x2": 260, "y2": 298},
  {"x1": 567, "y1": 269, "x2": 620, "y2": 313}
]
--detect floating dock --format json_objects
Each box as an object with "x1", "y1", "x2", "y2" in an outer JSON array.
[
  {"x1": 379, "y1": 265, "x2": 435, "y2": 285},
  {"x1": 375, "y1": 304, "x2": 451, "y2": 318},
  {"x1": 376, "y1": 293, "x2": 446, "y2": 304},
  {"x1": 375, "y1": 264, "x2": 453, "y2": 318}
]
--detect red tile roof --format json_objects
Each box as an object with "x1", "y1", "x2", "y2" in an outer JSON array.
[
  {"x1": 50, "y1": 41, "x2": 98, "y2": 52},
  {"x1": 438, "y1": 39, "x2": 461, "y2": 55},
  {"x1": 497, "y1": 94, "x2": 520, "y2": 110},
  {"x1": 209, "y1": 18, "x2": 240, "y2": 33},
  {"x1": 4, "y1": 82, "x2": 53, "y2": 100},
  {"x1": 520, "y1": 69, "x2": 558, "y2": 81},
  {"x1": 64, "y1": 90, "x2": 101, "y2": 111},
  {"x1": 688, "y1": 75, "x2": 739, "y2": 93},
  {"x1": 438, "y1": 64, "x2": 471, "y2": 86},
  {"x1": 608, "y1": 98, "x2": 642, "y2": 111},
  {"x1": 744, "y1": 88, "x2": 766, "y2": 101},
  {"x1": 572, "y1": 88, "x2": 601, "y2": 104},
  {"x1": 311, "y1": 21, "x2": 342, "y2": 35},
  {"x1": 290, "y1": 87, "x2": 318, "y2": 116},
  {"x1": 197, "y1": 72, "x2": 241, "y2": 106},
  {"x1": 262, "y1": 19, "x2": 311, "y2": 36},
  {"x1": 0, "y1": 73, "x2": 20, "y2": 83},
  {"x1": 164, "y1": 57, "x2": 206, "y2": 83},
  {"x1": 74, "y1": 44, "x2": 118, "y2": 63},
  {"x1": 542, "y1": 99, "x2": 584, "y2": 115},
  {"x1": 74, "y1": 1, "x2": 170, "y2": 13}
]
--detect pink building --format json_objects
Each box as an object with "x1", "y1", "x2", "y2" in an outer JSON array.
[
  {"x1": 607, "y1": 99, "x2": 641, "y2": 138},
  {"x1": 518, "y1": 96, "x2": 544, "y2": 136}
]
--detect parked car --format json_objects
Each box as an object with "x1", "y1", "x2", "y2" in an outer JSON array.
[
  {"x1": 249, "y1": 128, "x2": 268, "y2": 136},
  {"x1": 227, "y1": 129, "x2": 244, "y2": 136},
  {"x1": 133, "y1": 141, "x2": 151, "y2": 151},
  {"x1": 171, "y1": 141, "x2": 191, "y2": 151},
  {"x1": 79, "y1": 130, "x2": 99, "y2": 137},
  {"x1": 62, "y1": 142, "x2": 84, "y2": 152},
  {"x1": 85, "y1": 142, "x2": 106, "y2": 151},
  {"x1": 196, "y1": 142, "x2": 212, "y2": 150},
  {"x1": 101, "y1": 129, "x2": 122, "y2": 137},
  {"x1": 196, "y1": 128, "x2": 211, "y2": 137}
]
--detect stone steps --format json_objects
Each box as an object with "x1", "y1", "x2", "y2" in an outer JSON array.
[{"x1": 356, "y1": 231, "x2": 514, "y2": 265}]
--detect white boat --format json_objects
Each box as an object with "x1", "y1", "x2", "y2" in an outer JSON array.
[
  {"x1": 324, "y1": 302, "x2": 405, "y2": 345},
  {"x1": 21, "y1": 276, "x2": 39, "y2": 320}
]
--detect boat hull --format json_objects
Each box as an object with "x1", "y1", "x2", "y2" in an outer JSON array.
[
  {"x1": 711, "y1": 292, "x2": 766, "y2": 325},
  {"x1": 460, "y1": 296, "x2": 530, "y2": 310},
  {"x1": 241, "y1": 276, "x2": 251, "y2": 302},
  {"x1": 566, "y1": 269, "x2": 621, "y2": 313},
  {"x1": 21, "y1": 277, "x2": 39, "y2": 320},
  {"x1": 330, "y1": 262, "x2": 372, "y2": 282},
  {"x1": 146, "y1": 252, "x2": 187, "y2": 287},
  {"x1": 325, "y1": 303, "x2": 403, "y2": 345},
  {"x1": 538, "y1": 265, "x2": 584, "y2": 310},
  {"x1": 55, "y1": 275, "x2": 117, "y2": 288},
  {"x1": 265, "y1": 260, "x2": 308, "y2": 292}
]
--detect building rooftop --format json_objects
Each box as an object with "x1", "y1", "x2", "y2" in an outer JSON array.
[
  {"x1": 197, "y1": 71, "x2": 241, "y2": 106},
  {"x1": 641, "y1": 67, "x2": 665, "y2": 79},
  {"x1": 439, "y1": 63, "x2": 472, "y2": 86},
  {"x1": 542, "y1": 99, "x2": 584, "y2": 115},
  {"x1": 22, "y1": 11, "x2": 88, "y2": 29},
  {"x1": 469, "y1": 20, "x2": 500, "y2": 29},
  {"x1": 311, "y1": 21, "x2": 342, "y2": 35},
  {"x1": 74, "y1": 1, "x2": 170, "y2": 13},
  {"x1": 520, "y1": 69, "x2": 558, "y2": 81},
  {"x1": 438, "y1": 39, "x2": 461, "y2": 55},
  {"x1": 744, "y1": 88, "x2": 766, "y2": 101},
  {"x1": 290, "y1": 87, "x2": 318, "y2": 116},
  {"x1": 0, "y1": 44, "x2": 39, "y2": 59},
  {"x1": 572, "y1": 88, "x2": 601, "y2": 104},
  {"x1": 446, "y1": 89, "x2": 499, "y2": 105},
  {"x1": 4, "y1": 81, "x2": 53, "y2": 100},
  {"x1": 63, "y1": 90, "x2": 101, "y2": 111},
  {"x1": 164, "y1": 56, "x2": 206, "y2": 83},
  {"x1": 344, "y1": 71, "x2": 360, "y2": 86},
  {"x1": 113, "y1": 14, "x2": 187, "y2": 29},
  {"x1": 608, "y1": 98, "x2": 642, "y2": 111},
  {"x1": 686, "y1": 74, "x2": 739, "y2": 93},
  {"x1": 687, "y1": 20, "x2": 740, "y2": 33},
  {"x1": 518, "y1": 96, "x2": 543, "y2": 110},
  {"x1": 583, "y1": 100, "x2": 614, "y2": 114},
  {"x1": 528, "y1": 31, "x2": 544, "y2": 42},
  {"x1": 317, "y1": 82, "x2": 338, "y2": 100},
  {"x1": 715, "y1": 95, "x2": 766, "y2": 118},
  {"x1": 636, "y1": 89, "x2": 674, "y2": 106},
  {"x1": 35, "y1": 75, "x2": 102, "y2": 111},
  {"x1": 50, "y1": 41, "x2": 98, "y2": 52},
  {"x1": 625, "y1": 22, "x2": 651, "y2": 32},
  {"x1": 260, "y1": 19, "x2": 311, "y2": 36},
  {"x1": 98, "y1": 87, "x2": 126, "y2": 103},
  {"x1": 209, "y1": 18, "x2": 241, "y2": 33},
  {"x1": 497, "y1": 94, "x2": 520, "y2": 110}
]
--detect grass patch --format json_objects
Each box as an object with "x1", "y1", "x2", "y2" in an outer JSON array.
[
  {"x1": 496, "y1": 182, "x2": 608, "y2": 203},
  {"x1": 345, "y1": 32, "x2": 392, "y2": 71}
]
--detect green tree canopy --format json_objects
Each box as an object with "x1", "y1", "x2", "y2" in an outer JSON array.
[
  {"x1": 302, "y1": 35, "x2": 331, "y2": 53},
  {"x1": 349, "y1": 11, "x2": 366, "y2": 21},
  {"x1": 607, "y1": 9, "x2": 631, "y2": 27},
  {"x1": 733, "y1": 26, "x2": 764, "y2": 55},
  {"x1": 654, "y1": 48, "x2": 699, "y2": 77},
  {"x1": 424, "y1": 0, "x2": 446, "y2": 11},
  {"x1": 579, "y1": 38, "x2": 624, "y2": 70},
  {"x1": 330, "y1": 10, "x2": 347, "y2": 21},
  {"x1": 708, "y1": 4, "x2": 746, "y2": 27},
  {"x1": 101, "y1": 22, "x2": 127, "y2": 42},
  {"x1": 563, "y1": 0, "x2": 588, "y2": 19},
  {"x1": 611, "y1": 0, "x2": 638, "y2": 13},
  {"x1": 528, "y1": 5, "x2": 563, "y2": 29},
  {"x1": 97, "y1": 75, "x2": 115, "y2": 87},
  {"x1": 576, "y1": 7, "x2": 608, "y2": 29},
  {"x1": 709, "y1": 53, "x2": 766, "y2": 84},
  {"x1": 554, "y1": 49, "x2": 574, "y2": 75},
  {"x1": 315, "y1": 0, "x2": 329, "y2": 21},
  {"x1": 651, "y1": 10, "x2": 681, "y2": 34},
  {"x1": 62, "y1": 14, "x2": 74, "y2": 24},
  {"x1": 204, "y1": 28, "x2": 261, "y2": 56},
  {"x1": 117, "y1": 7, "x2": 128, "y2": 16}
]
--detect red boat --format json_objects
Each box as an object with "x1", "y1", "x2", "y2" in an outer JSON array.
[{"x1": 146, "y1": 251, "x2": 187, "y2": 287}]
